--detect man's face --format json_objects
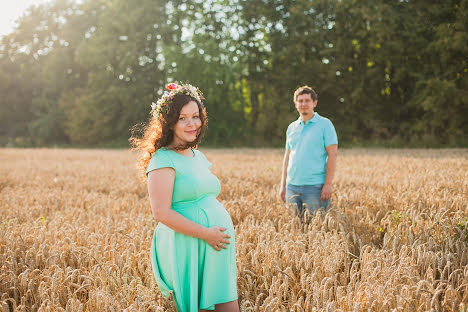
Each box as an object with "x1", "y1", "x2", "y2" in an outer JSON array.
[{"x1": 295, "y1": 93, "x2": 317, "y2": 116}]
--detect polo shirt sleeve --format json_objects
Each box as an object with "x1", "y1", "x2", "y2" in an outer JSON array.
[
  {"x1": 324, "y1": 119, "x2": 338, "y2": 147},
  {"x1": 145, "y1": 150, "x2": 175, "y2": 177}
]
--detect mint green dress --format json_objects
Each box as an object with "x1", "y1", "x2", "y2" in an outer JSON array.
[{"x1": 146, "y1": 148, "x2": 237, "y2": 311}]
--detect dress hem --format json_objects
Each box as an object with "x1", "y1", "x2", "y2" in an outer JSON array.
[{"x1": 200, "y1": 296, "x2": 238, "y2": 310}]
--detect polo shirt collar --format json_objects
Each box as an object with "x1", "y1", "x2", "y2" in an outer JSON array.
[{"x1": 298, "y1": 112, "x2": 320, "y2": 125}]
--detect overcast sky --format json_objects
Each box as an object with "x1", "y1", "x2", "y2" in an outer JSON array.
[{"x1": 0, "y1": 0, "x2": 50, "y2": 38}]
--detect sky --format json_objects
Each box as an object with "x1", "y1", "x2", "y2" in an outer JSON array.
[{"x1": 0, "y1": 0, "x2": 50, "y2": 38}]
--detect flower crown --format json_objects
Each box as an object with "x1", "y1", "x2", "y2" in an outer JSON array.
[{"x1": 151, "y1": 82, "x2": 205, "y2": 119}]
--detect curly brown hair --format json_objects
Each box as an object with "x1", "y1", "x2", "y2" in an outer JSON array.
[{"x1": 130, "y1": 94, "x2": 208, "y2": 177}]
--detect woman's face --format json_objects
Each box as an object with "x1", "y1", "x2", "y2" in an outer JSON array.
[{"x1": 171, "y1": 101, "x2": 202, "y2": 146}]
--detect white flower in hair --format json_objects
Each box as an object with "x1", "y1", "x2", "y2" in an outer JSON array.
[{"x1": 150, "y1": 82, "x2": 205, "y2": 119}]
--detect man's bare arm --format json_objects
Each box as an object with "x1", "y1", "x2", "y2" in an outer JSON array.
[
  {"x1": 321, "y1": 144, "x2": 338, "y2": 200},
  {"x1": 279, "y1": 149, "x2": 291, "y2": 202}
]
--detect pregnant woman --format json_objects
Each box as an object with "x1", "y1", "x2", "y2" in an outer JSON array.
[{"x1": 131, "y1": 83, "x2": 238, "y2": 312}]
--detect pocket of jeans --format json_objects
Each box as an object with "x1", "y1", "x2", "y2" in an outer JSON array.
[
  {"x1": 310, "y1": 184, "x2": 324, "y2": 190},
  {"x1": 286, "y1": 184, "x2": 300, "y2": 193}
]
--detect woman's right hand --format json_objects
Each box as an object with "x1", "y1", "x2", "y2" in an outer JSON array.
[{"x1": 203, "y1": 226, "x2": 230, "y2": 251}]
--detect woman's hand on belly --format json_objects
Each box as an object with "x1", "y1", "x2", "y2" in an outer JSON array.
[{"x1": 201, "y1": 226, "x2": 231, "y2": 251}]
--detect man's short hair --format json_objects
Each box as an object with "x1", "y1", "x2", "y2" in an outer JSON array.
[{"x1": 294, "y1": 86, "x2": 318, "y2": 102}]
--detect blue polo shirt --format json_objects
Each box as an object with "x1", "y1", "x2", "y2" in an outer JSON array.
[{"x1": 286, "y1": 112, "x2": 338, "y2": 186}]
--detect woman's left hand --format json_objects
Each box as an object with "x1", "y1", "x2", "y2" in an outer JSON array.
[{"x1": 202, "y1": 226, "x2": 231, "y2": 251}]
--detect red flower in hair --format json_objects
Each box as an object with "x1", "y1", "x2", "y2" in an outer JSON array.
[{"x1": 166, "y1": 83, "x2": 178, "y2": 90}]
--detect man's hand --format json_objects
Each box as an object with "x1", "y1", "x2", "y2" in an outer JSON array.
[
  {"x1": 279, "y1": 186, "x2": 286, "y2": 202},
  {"x1": 321, "y1": 184, "x2": 332, "y2": 201}
]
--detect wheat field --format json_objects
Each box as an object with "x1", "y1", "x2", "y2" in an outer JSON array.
[{"x1": 0, "y1": 148, "x2": 467, "y2": 312}]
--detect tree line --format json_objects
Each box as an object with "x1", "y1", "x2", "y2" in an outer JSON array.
[{"x1": 1, "y1": 0, "x2": 467, "y2": 147}]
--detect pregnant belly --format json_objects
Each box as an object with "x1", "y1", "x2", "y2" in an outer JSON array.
[{"x1": 171, "y1": 196, "x2": 234, "y2": 230}]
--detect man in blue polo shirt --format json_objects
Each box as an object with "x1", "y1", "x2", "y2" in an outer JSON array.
[{"x1": 279, "y1": 86, "x2": 338, "y2": 215}]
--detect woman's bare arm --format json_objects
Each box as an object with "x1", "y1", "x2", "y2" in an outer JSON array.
[{"x1": 147, "y1": 168, "x2": 230, "y2": 250}]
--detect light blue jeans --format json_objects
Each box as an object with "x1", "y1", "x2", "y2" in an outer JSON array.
[{"x1": 286, "y1": 184, "x2": 330, "y2": 215}]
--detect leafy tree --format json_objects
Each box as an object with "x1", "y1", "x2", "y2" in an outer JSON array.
[{"x1": 0, "y1": 0, "x2": 466, "y2": 147}]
